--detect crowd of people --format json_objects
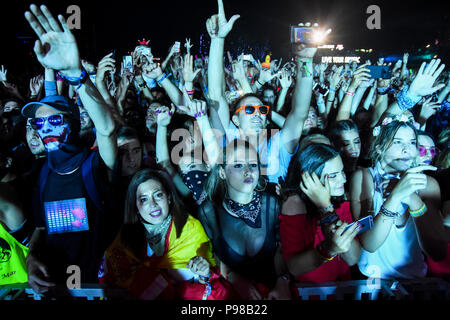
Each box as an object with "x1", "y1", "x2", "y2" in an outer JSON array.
[{"x1": 0, "y1": 1, "x2": 449, "y2": 300}]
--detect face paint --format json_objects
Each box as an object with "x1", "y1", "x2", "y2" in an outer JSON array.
[{"x1": 37, "y1": 121, "x2": 71, "y2": 152}]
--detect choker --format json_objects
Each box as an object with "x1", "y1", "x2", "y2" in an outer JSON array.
[{"x1": 224, "y1": 191, "x2": 262, "y2": 228}]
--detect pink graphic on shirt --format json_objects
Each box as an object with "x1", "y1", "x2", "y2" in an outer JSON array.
[{"x1": 71, "y1": 208, "x2": 86, "y2": 228}]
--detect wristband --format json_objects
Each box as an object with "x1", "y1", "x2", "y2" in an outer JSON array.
[
  {"x1": 62, "y1": 69, "x2": 88, "y2": 87},
  {"x1": 319, "y1": 204, "x2": 334, "y2": 213},
  {"x1": 201, "y1": 281, "x2": 212, "y2": 300},
  {"x1": 186, "y1": 89, "x2": 195, "y2": 95},
  {"x1": 409, "y1": 203, "x2": 427, "y2": 218},
  {"x1": 316, "y1": 242, "x2": 335, "y2": 261},
  {"x1": 157, "y1": 72, "x2": 172, "y2": 84},
  {"x1": 319, "y1": 211, "x2": 340, "y2": 226},
  {"x1": 397, "y1": 85, "x2": 421, "y2": 111},
  {"x1": 377, "y1": 86, "x2": 390, "y2": 95},
  {"x1": 345, "y1": 91, "x2": 355, "y2": 96}
]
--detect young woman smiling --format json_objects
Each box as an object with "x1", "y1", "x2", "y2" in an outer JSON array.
[{"x1": 350, "y1": 120, "x2": 447, "y2": 280}]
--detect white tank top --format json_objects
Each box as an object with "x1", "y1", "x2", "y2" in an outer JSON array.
[{"x1": 357, "y1": 164, "x2": 427, "y2": 280}]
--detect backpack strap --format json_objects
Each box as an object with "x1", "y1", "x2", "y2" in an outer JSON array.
[
  {"x1": 39, "y1": 160, "x2": 50, "y2": 205},
  {"x1": 82, "y1": 151, "x2": 104, "y2": 212}
]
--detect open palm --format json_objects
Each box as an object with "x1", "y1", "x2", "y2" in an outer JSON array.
[{"x1": 25, "y1": 5, "x2": 81, "y2": 74}]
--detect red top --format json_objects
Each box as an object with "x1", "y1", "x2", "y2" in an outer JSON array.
[{"x1": 280, "y1": 198, "x2": 353, "y2": 283}]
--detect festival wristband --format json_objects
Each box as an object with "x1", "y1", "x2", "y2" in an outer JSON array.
[
  {"x1": 157, "y1": 73, "x2": 172, "y2": 84},
  {"x1": 62, "y1": 69, "x2": 88, "y2": 87},
  {"x1": 397, "y1": 85, "x2": 422, "y2": 111},
  {"x1": 409, "y1": 203, "x2": 427, "y2": 218},
  {"x1": 345, "y1": 91, "x2": 355, "y2": 96}
]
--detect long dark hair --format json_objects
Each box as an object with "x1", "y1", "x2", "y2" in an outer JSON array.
[
  {"x1": 121, "y1": 169, "x2": 188, "y2": 255},
  {"x1": 281, "y1": 143, "x2": 342, "y2": 219}
]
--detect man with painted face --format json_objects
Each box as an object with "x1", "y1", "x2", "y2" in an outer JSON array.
[{"x1": 22, "y1": 4, "x2": 119, "y2": 294}]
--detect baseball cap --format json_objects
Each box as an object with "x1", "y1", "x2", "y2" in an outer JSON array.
[{"x1": 21, "y1": 95, "x2": 80, "y2": 120}]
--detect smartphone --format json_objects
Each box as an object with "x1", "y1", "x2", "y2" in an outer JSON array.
[
  {"x1": 342, "y1": 215, "x2": 374, "y2": 235},
  {"x1": 122, "y1": 55, "x2": 133, "y2": 74},
  {"x1": 290, "y1": 26, "x2": 314, "y2": 44},
  {"x1": 366, "y1": 65, "x2": 392, "y2": 79},
  {"x1": 174, "y1": 41, "x2": 181, "y2": 53},
  {"x1": 243, "y1": 54, "x2": 254, "y2": 62},
  {"x1": 313, "y1": 82, "x2": 329, "y2": 96}
]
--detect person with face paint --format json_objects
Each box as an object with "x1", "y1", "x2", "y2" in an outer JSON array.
[
  {"x1": 199, "y1": 139, "x2": 292, "y2": 300},
  {"x1": 416, "y1": 131, "x2": 438, "y2": 166},
  {"x1": 350, "y1": 120, "x2": 447, "y2": 280},
  {"x1": 22, "y1": 5, "x2": 120, "y2": 294},
  {"x1": 279, "y1": 144, "x2": 361, "y2": 285},
  {"x1": 100, "y1": 170, "x2": 234, "y2": 300}
]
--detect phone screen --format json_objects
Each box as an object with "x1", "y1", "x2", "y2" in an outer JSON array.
[
  {"x1": 342, "y1": 215, "x2": 374, "y2": 235},
  {"x1": 291, "y1": 27, "x2": 314, "y2": 44},
  {"x1": 366, "y1": 65, "x2": 392, "y2": 79}
]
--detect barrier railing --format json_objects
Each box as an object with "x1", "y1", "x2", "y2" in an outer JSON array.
[{"x1": 0, "y1": 278, "x2": 449, "y2": 300}]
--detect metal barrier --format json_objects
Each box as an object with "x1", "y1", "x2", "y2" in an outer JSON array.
[
  {"x1": 0, "y1": 278, "x2": 449, "y2": 300},
  {"x1": 294, "y1": 278, "x2": 450, "y2": 300}
]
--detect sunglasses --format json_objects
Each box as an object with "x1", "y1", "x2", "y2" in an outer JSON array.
[
  {"x1": 418, "y1": 146, "x2": 438, "y2": 157},
  {"x1": 29, "y1": 114, "x2": 66, "y2": 130},
  {"x1": 235, "y1": 105, "x2": 270, "y2": 116}
]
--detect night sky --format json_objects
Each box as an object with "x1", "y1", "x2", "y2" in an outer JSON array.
[{"x1": 1, "y1": 0, "x2": 449, "y2": 78}]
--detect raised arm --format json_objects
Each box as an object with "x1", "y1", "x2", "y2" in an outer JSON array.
[
  {"x1": 206, "y1": 0, "x2": 240, "y2": 131},
  {"x1": 384, "y1": 59, "x2": 445, "y2": 117},
  {"x1": 335, "y1": 64, "x2": 370, "y2": 121},
  {"x1": 25, "y1": 4, "x2": 117, "y2": 169}
]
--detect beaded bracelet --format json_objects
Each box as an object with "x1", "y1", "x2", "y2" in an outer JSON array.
[{"x1": 409, "y1": 203, "x2": 427, "y2": 218}]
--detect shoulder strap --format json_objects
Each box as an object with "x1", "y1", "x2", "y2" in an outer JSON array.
[
  {"x1": 82, "y1": 151, "x2": 104, "y2": 212},
  {"x1": 39, "y1": 160, "x2": 50, "y2": 204}
]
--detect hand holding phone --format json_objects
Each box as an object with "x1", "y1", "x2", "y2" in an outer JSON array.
[
  {"x1": 342, "y1": 215, "x2": 374, "y2": 235},
  {"x1": 366, "y1": 65, "x2": 392, "y2": 79}
]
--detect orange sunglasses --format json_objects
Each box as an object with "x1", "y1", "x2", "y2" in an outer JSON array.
[{"x1": 235, "y1": 105, "x2": 270, "y2": 115}]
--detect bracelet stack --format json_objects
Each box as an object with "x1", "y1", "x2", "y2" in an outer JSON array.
[
  {"x1": 409, "y1": 203, "x2": 427, "y2": 218},
  {"x1": 379, "y1": 205, "x2": 399, "y2": 218}
]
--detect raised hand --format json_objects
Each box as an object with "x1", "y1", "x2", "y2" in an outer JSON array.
[
  {"x1": 156, "y1": 105, "x2": 175, "y2": 127},
  {"x1": 0, "y1": 65, "x2": 7, "y2": 83},
  {"x1": 142, "y1": 62, "x2": 163, "y2": 80},
  {"x1": 348, "y1": 63, "x2": 371, "y2": 91},
  {"x1": 419, "y1": 96, "x2": 441, "y2": 122},
  {"x1": 29, "y1": 75, "x2": 44, "y2": 96},
  {"x1": 25, "y1": 4, "x2": 81, "y2": 76},
  {"x1": 328, "y1": 65, "x2": 344, "y2": 89},
  {"x1": 182, "y1": 53, "x2": 201, "y2": 83},
  {"x1": 257, "y1": 60, "x2": 279, "y2": 84},
  {"x1": 279, "y1": 70, "x2": 293, "y2": 89},
  {"x1": 177, "y1": 88, "x2": 208, "y2": 119},
  {"x1": 96, "y1": 53, "x2": 116, "y2": 83},
  {"x1": 184, "y1": 38, "x2": 193, "y2": 55},
  {"x1": 408, "y1": 59, "x2": 446, "y2": 97},
  {"x1": 206, "y1": 0, "x2": 240, "y2": 39}
]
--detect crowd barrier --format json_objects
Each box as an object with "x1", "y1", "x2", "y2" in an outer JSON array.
[{"x1": 0, "y1": 278, "x2": 449, "y2": 300}]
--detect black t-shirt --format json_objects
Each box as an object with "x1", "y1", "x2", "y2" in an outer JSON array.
[{"x1": 32, "y1": 151, "x2": 121, "y2": 283}]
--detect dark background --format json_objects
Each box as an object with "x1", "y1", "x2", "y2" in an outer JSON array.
[{"x1": 1, "y1": 0, "x2": 448, "y2": 79}]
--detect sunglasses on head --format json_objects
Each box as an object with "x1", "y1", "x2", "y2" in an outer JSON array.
[
  {"x1": 235, "y1": 105, "x2": 270, "y2": 116},
  {"x1": 29, "y1": 114, "x2": 66, "y2": 130},
  {"x1": 418, "y1": 146, "x2": 438, "y2": 157}
]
